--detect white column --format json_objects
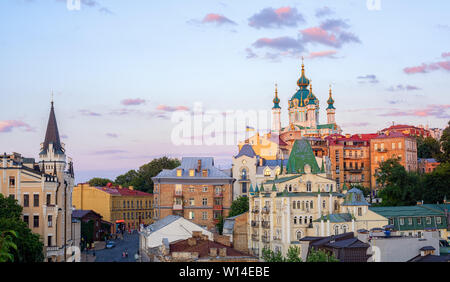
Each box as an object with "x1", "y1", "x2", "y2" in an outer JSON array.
[
  {"x1": 352, "y1": 219, "x2": 355, "y2": 232},
  {"x1": 320, "y1": 220, "x2": 324, "y2": 236},
  {"x1": 327, "y1": 220, "x2": 330, "y2": 236},
  {"x1": 287, "y1": 198, "x2": 291, "y2": 244},
  {"x1": 329, "y1": 193, "x2": 333, "y2": 214},
  {"x1": 318, "y1": 194, "x2": 321, "y2": 216}
]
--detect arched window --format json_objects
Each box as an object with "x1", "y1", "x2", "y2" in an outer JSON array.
[
  {"x1": 241, "y1": 169, "x2": 247, "y2": 180},
  {"x1": 310, "y1": 200, "x2": 314, "y2": 209},
  {"x1": 302, "y1": 201, "x2": 305, "y2": 210},
  {"x1": 299, "y1": 216, "x2": 302, "y2": 225},
  {"x1": 296, "y1": 230, "x2": 303, "y2": 240},
  {"x1": 264, "y1": 168, "x2": 271, "y2": 176},
  {"x1": 289, "y1": 185, "x2": 292, "y2": 192},
  {"x1": 304, "y1": 217, "x2": 308, "y2": 224},
  {"x1": 293, "y1": 216, "x2": 297, "y2": 224},
  {"x1": 334, "y1": 225, "x2": 340, "y2": 235},
  {"x1": 306, "y1": 201, "x2": 309, "y2": 210},
  {"x1": 330, "y1": 184, "x2": 333, "y2": 192},
  {"x1": 334, "y1": 200, "x2": 338, "y2": 211},
  {"x1": 292, "y1": 201, "x2": 296, "y2": 209},
  {"x1": 297, "y1": 201, "x2": 301, "y2": 209},
  {"x1": 310, "y1": 216, "x2": 313, "y2": 224},
  {"x1": 342, "y1": 225, "x2": 347, "y2": 233}
]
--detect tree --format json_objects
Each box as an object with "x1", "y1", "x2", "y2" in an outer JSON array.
[
  {"x1": 216, "y1": 215, "x2": 224, "y2": 235},
  {"x1": 0, "y1": 194, "x2": 44, "y2": 262},
  {"x1": 306, "y1": 248, "x2": 339, "y2": 262},
  {"x1": 115, "y1": 157, "x2": 181, "y2": 193},
  {"x1": 375, "y1": 158, "x2": 422, "y2": 206},
  {"x1": 349, "y1": 184, "x2": 371, "y2": 197},
  {"x1": 421, "y1": 162, "x2": 450, "y2": 204},
  {"x1": 285, "y1": 245, "x2": 302, "y2": 262},
  {"x1": 88, "y1": 177, "x2": 114, "y2": 187},
  {"x1": 437, "y1": 120, "x2": 450, "y2": 163},
  {"x1": 228, "y1": 196, "x2": 249, "y2": 218},
  {"x1": 261, "y1": 247, "x2": 285, "y2": 262},
  {"x1": 417, "y1": 136, "x2": 441, "y2": 159},
  {"x1": 0, "y1": 230, "x2": 17, "y2": 262}
]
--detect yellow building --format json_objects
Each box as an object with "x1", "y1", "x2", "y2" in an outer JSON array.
[{"x1": 73, "y1": 183, "x2": 154, "y2": 232}]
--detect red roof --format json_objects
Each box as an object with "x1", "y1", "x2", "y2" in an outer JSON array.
[
  {"x1": 93, "y1": 186, "x2": 152, "y2": 196},
  {"x1": 170, "y1": 238, "x2": 249, "y2": 258}
]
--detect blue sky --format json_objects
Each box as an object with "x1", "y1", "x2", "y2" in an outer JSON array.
[{"x1": 1, "y1": 0, "x2": 449, "y2": 183}]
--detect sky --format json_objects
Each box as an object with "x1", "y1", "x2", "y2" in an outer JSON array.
[{"x1": 1, "y1": 0, "x2": 449, "y2": 184}]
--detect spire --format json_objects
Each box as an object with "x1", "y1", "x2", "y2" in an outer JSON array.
[
  {"x1": 272, "y1": 83, "x2": 281, "y2": 109},
  {"x1": 297, "y1": 57, "x2": 310, "y2": 88},
  {"x1": 41, "y1": 100, "x2": 64, "y2": 155},
  {"x1": 327, "y1": 85, "x2": 336, "y2": 110}
]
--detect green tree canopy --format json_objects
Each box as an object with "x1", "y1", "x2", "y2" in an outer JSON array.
[
  {"x1": 417, "y1": 136, "x2": 441, "y2": 159},
  {"x1": 88, "y1": 177, "x2": 114, "y2": 187},
  {"x1": 114, "y1": 157, "x2": 181, "y2": 193},
  {"x1": 438, "y1": 120, "x2": 450, "y2": 163},
  {"x1": 0, "y1": 230, "x2": 18, "y2": 262},
  {"x1": 0, "y1": 194, "x2": 44, "y2": 262},
  {"x1": 228, "y1": 196, "x2": 249, "y2": 218},
  {"x1": 306, "y1": 248, "x2": 339, "y2": 262}
]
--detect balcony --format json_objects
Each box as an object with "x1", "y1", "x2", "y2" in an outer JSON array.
[
  {"x1": 213, "y1": 205, "x2": 223, "y2": 210},
  {"x1": 376, "y1": 148, "x2": 387, "y2": 153},
  {"x1": 173, "y1": 204, "x2": 183, "y2": 210},
  {"x1": 273, "y1": 236, "x2": 281, "y2": 241},
  {"x1": 46, "y1": 205, "x2": 58, "y2": 212},
  {"x1": 251, "y1": 220, "x2": 259, "y2": 228},
  {"x1": 261, "y1": 221, "x2": 270, "y2": 228},
  {"x1": 174, "y1": 190, "x2": 182, "y2": 197},
  {"x1": 46, "y1": 246, "x2": 61, "y2": 257},
  {"x1": 214, "y1": 192, "x2": 223, "y2": 198}
]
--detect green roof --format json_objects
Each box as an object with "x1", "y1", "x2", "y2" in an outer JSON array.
[
  {"x1": 313, "y1": 213, "x2": 352, "y2": 223},
  {"x1": 317, "y1": 124, "x2": 335, "y2": 129},
  {"x1": 264, "y1": 175, "x2": 301, "y2": 185},
  {"x1": 369, "y1": 206, "x2": 445, "y2": 217},
  {"x1": 286, "y1": 139, "x2": 320, "y2": 174}
]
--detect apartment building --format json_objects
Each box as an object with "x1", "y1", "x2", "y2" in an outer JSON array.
[{"x1": 152, "y1": 157, "x2": 234, "y2": 230}]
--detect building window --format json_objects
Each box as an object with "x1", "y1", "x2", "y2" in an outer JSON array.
[
  {"x1": 202, "y1": 186, "x2": 208, "y2": 192},
  {"x1": 334, "y1": 225, "x2": 339, "y2": 235},
  {"x1": 241, "y1": 169, "x2": 247, "y2": 180},
  {"x1": 23, "y1": 215, "x2": 29, "y2": 226},
  {"x1": 264, "y1": 169, "x2": 271, "y2": 176},
  {"x1": 177, "y1": 169, "x2": 182, "y2": 176},
  {"x1": 9, "y1": 176, "x2": 15, "y2": 188},
  {"x1": 23, "y1": 194, "x2": 29, "y2": 207},
  {"x1": 322, "y1": 200, "x2": 326, "y2": 209},
  {"x1": 48, "y1": 215, "x2": 53, "y2": 227},
  {"x1": 358, "y1": 207, "x2": 362, "y2": 216},
  {"x1": 408, "y1": 218, "x2": 412, "y2": 225},
  {"x1": 310, "y1": 200, "x2": 313, "y2": 209},
  {"x1": 342, "y1": 225, "x2": 347, "y2": 233},
  {"x1": 189, "y1": 198, "x2": 195, "y2": 206},
  {"x1": 293, "y1": 217, "x2": 297, "y2": 224},
  {"x1": 46, "y1": 194, "x2": 51, "y2": 206},
  {"x1": 398, "y1": 142, "x2": 402, "y2": 149},
  {"x1": 33, "y1": 215, "x2": 39, "y2": 228},
  {"x1": 189, "y1": 186, "x2": 195, "y2": 192},
  {"x1": 306, "y1": 181, "x2": 312, "y2": 192},
  {"x1": 189, "y1": 169, "x2": 195, "y2": 176},
  {"x1": 202, "y1": 212, "x2": 208, "y2": 220},
  {"x1": 417, "y1": 217, "x2": 422, "y2": 225},
  {"x1": 33, "y1": 194, "x2": 39, "y2": 207},
  {"x1": 127, "y1": 201, "x2": 130, "y2": 208},
  {"x1": 202, "y1": 198, "x2": 208, "y2": 206},
  {"x1": 189, "y1": 211, "x2": 195, "y2": 219},
  {"x1": 437, "y1": 217, "x2": 442, "y2": 225},
  {"x1": 399, "y1": 218, "x2": 404, "y2": 225},
  {"x1": 242, "y1": 182, "x2": 247, "y2": 193},
  {"x1": 48, "y1": 236, "x2": 52, "y2": 247},
  {"x1": 426, "y1": 217, "x2": 431, "y2": 224}
]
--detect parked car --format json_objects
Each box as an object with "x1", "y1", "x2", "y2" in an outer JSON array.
[{"x1": 105, "y1": 241, "x2": 116, "y2": 249}]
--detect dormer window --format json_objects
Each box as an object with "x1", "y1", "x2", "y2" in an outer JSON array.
[
  {"x1": 189, "y1": 169, "x2": 195, "y2": 177},
  {"x1": 177, "y1": 169, "x2": 182, "y2": 177},
  {"x1": 202, "y1": 169, "x2": 208, "y2": 177}
]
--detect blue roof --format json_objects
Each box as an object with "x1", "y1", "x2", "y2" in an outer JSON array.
[
  {"x1": 235, "y1": 144, "x2": 257, "y2": 158},
  {"x1": 263, "y1": 159, "x2": 288, "y2": 167},
  {"x1": 153, "y1": 157, "x2": 233, "y2": 180},
  {"x1": 342, "y1": 188, "x2": 370, "y2": 206}
]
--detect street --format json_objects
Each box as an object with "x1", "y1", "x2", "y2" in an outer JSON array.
[{"x1": 94, "y1": 232, "x2": 140, "y2": 262}]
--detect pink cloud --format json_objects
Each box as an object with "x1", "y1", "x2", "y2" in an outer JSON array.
[
  {"x1": 378, "y1": 105, "x2": 450, "y2": 119},
  {"x1": 202, "y1": 13, "x2": 236, "y2": 25},
  {"x1": 248, "y1": 6, "x2": 305, "y2": 29},
  {"x1": 307, "y1": 50, "x2": 337, "y2": 59},
  {"x1": 301, "y1": 27, "x2": 338, "y2": 47},
  {"x1": 121, "y1": 98, "x2": 146, "y2": 106},
  {"x1": 403, "y1": 60, "x2": 450, "y2": 74},
  {"x1": 156, "y1": 105, "x2": 190, "y2": 112},
  {"x1": 442, "y1": 52, "x2": 450, "y2": 58},
  {"x1": 0, "y1": 120, "x2": 34, "y2": 133}
]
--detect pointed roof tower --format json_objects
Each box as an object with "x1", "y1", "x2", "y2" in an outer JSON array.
[
  {"x1": 327, "y1": 86, "x2": 336, "y2": 110},
  {"x1": 40, "y1": 100, "x2": 64, "y2": 155},
  {"x1": 286, "y1": 139, "x2": 321, "y2": 174},
  {"x1": 272, "y1": 83, "x2": 281, "y2": 109}
]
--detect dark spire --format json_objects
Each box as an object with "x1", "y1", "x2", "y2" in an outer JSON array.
[{"x1": 41, "y1": 101, "x2": 64, "y2": 155}]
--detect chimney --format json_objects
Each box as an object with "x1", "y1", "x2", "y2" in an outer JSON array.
[
  {"x1": 188, "y1": 237, "x2": 197, "y2": 246},
  {"x1": 357, "y1": 229, "x2": 369, "y2": 243},
  {"x1": 213, "y1": 234, "x2": 232, "y2": 247},
  {"x1": 209, "y1": 248, "x2": 217, "y2": 257},
  {"x1": 192, "y1": 231, "x2": 202, "y2": 238},
  {"x1": 197, "y1": 159, "x2": 202, "y2": 172},
  {"x1": 219, "y1": 248, "x2": 227, "y2": 257}
]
